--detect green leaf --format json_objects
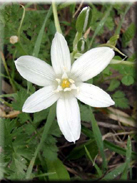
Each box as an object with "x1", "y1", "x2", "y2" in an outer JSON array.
[
  {"x1": 105, "y1": 16, "x2": 114, "y2": 31},
  {"x1": 102, "y1": 163, "x2": 126, "y2": 180},
  {"x1": 82, "y1": 126, "x2": 137, "y2": 160},
  {"x1": 80, "y1": 103, "x2": 91, "y2": 122},
  {"x1": 26, "y1": 104, "x2": 56, "y2": 179},
  {"x1": 102, "y1": 66, "x2": 112, "y2": 76},
  {"x1": 12, "y1": 88, "x2": 29, "y2": 111},
  {"x1": 89, "y1": 5, "x2": 113, "y2": 48},
  {"x1": 112, "y1": 91, "x2": 129, "y2": 109},
  {"x1": 33, "y1": 109, "x2": 49, "y2": 124},
  {"x1": 43, "y1": 143, "x2": 58, "y2": 161},
  {"x1": 104, "y1": 140, "x2": 137, "y2": 160},
  {"x1": 84, "y1": 146, "x2": 102, "y2": 177},
  {"x1": 107, "y1": 79, "x2": 120, "y2": 91},
  {"x1": 122, "y1": 23, "x2": 136, "y2": 48},
  {"x1": 121, "y1": 75, "x2": 134, "y2": 86},
  {"x1": 121, "y1": 136, "x2": 132, "y2": 180},
  {"x1": 76, "y1": 6, "x2": 91, "y2": 33},
  {"x1": 89, "y1": 107, "x2": 107, "y2": 171},
  {"x1": 46, "y1": 158, "x2": 70, "y2": 181},
  {"x1": 67, "y1": 139, "x2": 98, "y2": 160},
  {"x1": 32, "y1": 6, "x2": 52, "y2": 57}
]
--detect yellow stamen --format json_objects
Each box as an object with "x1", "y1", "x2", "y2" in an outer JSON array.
[{"x1": 61, "y1": 79, "x2": 70, "y2": 89}]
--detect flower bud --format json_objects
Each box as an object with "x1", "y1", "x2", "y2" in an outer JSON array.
[
  {"x1": 10, "y1": 35, "x2": 19, "y2": 44},
  {"x1": 76, "y1": 6, "x2": 92, "y2": 33},
  {"x1": 77, "y1": 38, "x2": 87, "y2": 53}
]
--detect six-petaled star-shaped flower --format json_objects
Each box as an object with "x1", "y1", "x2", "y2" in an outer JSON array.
[{"x1": 15, "y1": 32, "x2": 115, "y2": 143}]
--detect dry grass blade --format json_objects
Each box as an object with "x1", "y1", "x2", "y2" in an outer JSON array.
[{"x1": 107, "y1": 107, "x2": 136, "y2": 127}]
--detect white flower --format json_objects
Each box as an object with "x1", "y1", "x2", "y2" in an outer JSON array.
[{"x1": 15, "y1": 32, "x2": 115, "y2": 143}]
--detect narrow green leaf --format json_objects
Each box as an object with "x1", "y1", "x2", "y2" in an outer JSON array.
[
  {"x1": 104, "y1": 140, "x2": 137, "y2": 160},
  {"x1": 82, "y1": 126, "x2": 137, "y2": 160},
  {"x1": 32, "y1": 6, "x2": 52, "y2": 57},
  {"x1": 102, "y1": 163, "x2": 126, "y2": 180},
  {"x1": 121, "y1": 136, "x2": 132, "y2": 180},
  {"x1": 0, "y1": 119, "x2": 4, "y2": 179},
  {"x1": 115, "y1": 4, "x2": 132, "y2": 36},
  {"x1": 84, "y1": 146, "x2": 102, "y2": 177},
  {"x1": 33, "y1": 172, "x2": 56, "y2": 178},
  {"x1": 46, "y1": 158, "x2": 70, "y2": 181},
  {"x1": 89, "y1": 107, "x2": 107, "y2": 171},
  {"x1": 89, "y1": 5, "x2": 113, "y2": 48},
  {"x1": 67, "y1": 139, "x2": 98, "y2": 160},
  {"x1": 28, "y1": 6, "x2": 52, "y2": 93}
]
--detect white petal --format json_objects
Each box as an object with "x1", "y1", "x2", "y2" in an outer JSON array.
[
  {"x1": 76, "y1": 83, "x2": 115, "y2": 107},
  {"x1": 15, "y1": 56, "x2": 55, "y2": 86},
  {"x1": 51, "y1": 32, "x2": 71, "y2": 75},
  {"x1": 22, "y1": 86, "x2": 59, "y2": 113},
  {"x1": 71, "y1": 47, "x2": 114, "y2": 81},
  {"x1": 57, "y1": 96, "x2": 81, "y2": 143}
]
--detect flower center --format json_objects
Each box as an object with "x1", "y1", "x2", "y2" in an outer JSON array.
[
  {"x1": 61, "y1": 79, "x2": 70, "y2": 89},
  {"x1": 54, "y1": 72, "x2": 79, "y2": 93}
]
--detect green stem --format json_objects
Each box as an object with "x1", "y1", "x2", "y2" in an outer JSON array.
[
  {"x1": 25, "y1": 104, "x2": 56, "y2": 179},
  {"x1": 17, "y1": 5, "x2": 26, "y2": 40},
  {"x1": 0, "y1": 98, "x2": 12, "y2": 107},
  {"x1": 1, "y1": 52, "x2": 16, "y2": 92},
  {"x1": 52, "y1": 2, "x2": 62, "y2": 34}
]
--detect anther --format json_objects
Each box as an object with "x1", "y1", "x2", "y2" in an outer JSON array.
[
  {"x1": 55, "y1": 78, "x2": 61, "y2": 84},
  {"x1": 69, "y1": 79, "x2": 75, "y2": 84}
]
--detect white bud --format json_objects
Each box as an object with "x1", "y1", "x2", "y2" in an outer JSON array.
[{"x1": 10, "y1": 35, "x2": 19, "y2": 44}]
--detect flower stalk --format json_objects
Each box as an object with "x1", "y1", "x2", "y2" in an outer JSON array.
[{"x1": 52, "y1": 2, "x2": 62, "y2": 34}]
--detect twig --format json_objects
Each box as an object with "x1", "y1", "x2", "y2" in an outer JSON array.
[
  {"x1": 97, "y1": 121, "x2": 137, "y2": 130},
  {"x1": 73, "y1": 1, "x2": 84, "y2": 18}
]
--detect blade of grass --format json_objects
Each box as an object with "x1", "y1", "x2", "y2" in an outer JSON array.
[
  {"x1": 32, "y1": 6, "x2": 52, "y2": 57},
  {"x1": 25, "y1": 104, "x2": 56, "y2": 179},
  {"x1": 0, "y1": 51, "x2": 16, "y2": 92},
  {"x1": 102, "y1": 163, "x2": 126, "y2": 180},
  {"x1": 89, "y1": 107, "x2": 107, "y2": 171},
  {"x1": 106, "y1": 4, "x2": 132, "y2": 47},
  {"x1": 121, "y1": 136, "x2": 132, "y2": 180},
  {"x1": 115, "y1": 3, "x2": 132, "y2": 36},
  {"x1": 0, "y1": 118, "x2": 4, "y2": 179},
  {"x1": 84, "y1": 146, "x2": 102, "y2": 177},
  {"x1": 33, "y1": 172, "x2": 56, "y2": 178},
  {"x1": 82, "y1": 125, "x2": 137, "y2": 160},
  {"x1": 88, "y1": 5, "x2": 113, "y2": 48},
  {"x1": 104, "y1": 140, "x2": 137, "y2": 160},
  {"x1": 27, "y1": 6, "x2": 52, "y2": 93}
]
